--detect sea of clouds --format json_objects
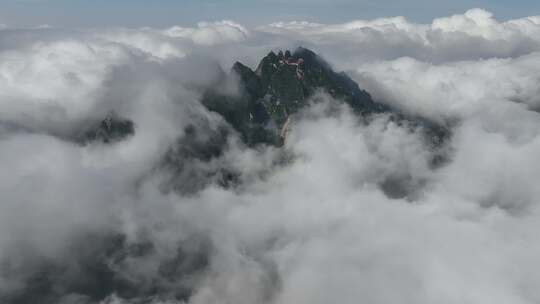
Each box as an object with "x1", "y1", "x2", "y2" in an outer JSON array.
[{"x1": 1, "y1": 8, "x2": 540, "y2": 304}]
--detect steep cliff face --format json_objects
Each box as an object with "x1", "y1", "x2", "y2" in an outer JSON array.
[{"x1": 203, "y1": 47, "x2": 411, "y2": 146}]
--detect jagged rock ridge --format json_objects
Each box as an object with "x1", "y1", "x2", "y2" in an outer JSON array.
[{"x1": 202, "y1": 47, "x2": 390, "y2": 146}]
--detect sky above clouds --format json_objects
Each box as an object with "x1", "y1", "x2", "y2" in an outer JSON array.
[{"x1": 2, "y1": 0, "x2": 540, "y2": 27}]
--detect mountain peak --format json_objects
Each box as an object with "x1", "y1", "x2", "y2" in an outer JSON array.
[
  {"x1": 202, "y1": 47, "x2": 385, "y2": 146},
  {"x1": 203, "y1": 48, "x2": 446, "y2": 147}
]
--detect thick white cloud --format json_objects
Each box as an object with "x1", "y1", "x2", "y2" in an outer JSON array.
[
  {"x1": 354, "y1": 54, "x2": 540, "y2": 129},
  {"x1": 259, "y1": 8, "x2": 540, "y2": 64},
  {"x1": 94, "y1": 29, "x2": 188, "y2": 60},
  {"x1": 164, "y1": 21, "x2": 250, "y2": 46},
  {"x1": 2, "y1": 8, "x2": 540, "y2": 304}
]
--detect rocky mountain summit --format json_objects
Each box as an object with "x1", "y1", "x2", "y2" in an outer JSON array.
[
  {"x1": 202, "y1": 47, "x2": 448, "y2": 147},
  {"x1": 202, "y1": 47, "x2": 392, "y2": 146}
]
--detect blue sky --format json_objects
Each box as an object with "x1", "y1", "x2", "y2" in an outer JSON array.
[{"x1": 1, "y1": 0, "x2": 539, "y2": 27}]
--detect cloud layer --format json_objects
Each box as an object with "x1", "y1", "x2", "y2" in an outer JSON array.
[{"x1": 2, "y1": 9, "x2": 540, "y2": 304}]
